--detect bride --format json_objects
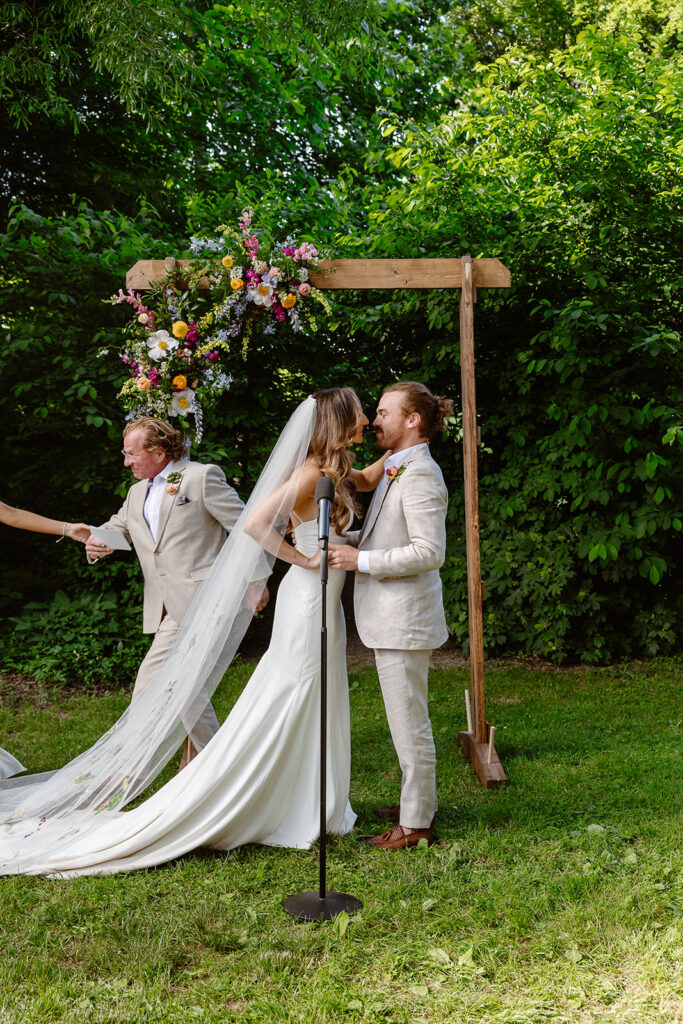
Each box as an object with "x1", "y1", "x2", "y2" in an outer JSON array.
[{"x1": 0, "y1": 389, "x2": 385, "y2": 876}]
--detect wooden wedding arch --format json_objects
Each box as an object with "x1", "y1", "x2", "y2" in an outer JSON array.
[{"x1": 126, "y1": 255, "x2": 510, "y2": 788}]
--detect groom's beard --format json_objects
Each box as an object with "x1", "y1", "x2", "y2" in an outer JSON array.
[{"x1": 374, "y1": 429, "x2": 392, "y2": 451}]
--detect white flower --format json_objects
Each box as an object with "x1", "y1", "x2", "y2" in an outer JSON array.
[
  {"x1": 170, "y1": 389, "x2": 196, "y2": 416},
  {"x1": 298, "y1": 268, "x2": 309, "y2": 282},
  {"x1": 249, "y1": 282, "x2": 274, "y2": 307},
  {"x1": 147, "y1": 330, "x2": 178, "y2": 361},
  {"x1": 138, "y1": 313, "x2": 150, "y2": 324},
  {"x1": 231, "y1": 266, "x2": 244, "y2": 279}
]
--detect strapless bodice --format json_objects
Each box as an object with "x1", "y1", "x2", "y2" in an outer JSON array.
[{"x1": 292, "y1": 519, "x2": 344, "y2": 558}]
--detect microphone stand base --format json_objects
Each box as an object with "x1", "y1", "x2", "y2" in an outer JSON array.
[{"x1": 284, "y1": 891, "x2": 362, "y2": 922}]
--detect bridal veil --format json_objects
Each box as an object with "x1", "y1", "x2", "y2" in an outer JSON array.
[{"x1": 0, "y1": 396, "x2": 317, "y2": 873}]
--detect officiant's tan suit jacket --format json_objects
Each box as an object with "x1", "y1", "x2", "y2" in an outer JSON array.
[
  {"x1": 101, "y1": 460, "x2": 244, "y2": 634},
  {"x1": 352, "y1": 445, "x2": 449, "y2": 650}
]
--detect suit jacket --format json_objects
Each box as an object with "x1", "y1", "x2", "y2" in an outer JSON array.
[
  {"x1": 101, "y1": 461, "x2": 245, "y2": 633},
  {"x1": 352, "y1": 446, "x2": 449, "y2": 651}
]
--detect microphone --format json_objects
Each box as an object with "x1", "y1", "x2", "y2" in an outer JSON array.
[{"x1": 316, "y1": 476, "x2": 335, "y2": 547}]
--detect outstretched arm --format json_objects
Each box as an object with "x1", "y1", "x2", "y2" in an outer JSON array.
[
  {"x1": 351, "y1": 452, "x2": 390, "y2": 492},
  {"x1": 243, "y1": 461, "x2": 321, "y2": 570},
  {"x1": 0, "y1": 502, "x2": 90, "y2": 543}
]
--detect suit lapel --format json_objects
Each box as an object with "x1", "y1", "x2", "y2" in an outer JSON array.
[
  {"x1": 359, "y1": 447, "x2": 430, "y2": 545},
  {"x1": 154, "y1": 485, "x2": 175, "y2": 551},
  {"x1": 359, "y1": 479, "x2": 392, "y2": 543},
  {"x1": 131, "y1": 480, "x2": 154, "y2": 543}
]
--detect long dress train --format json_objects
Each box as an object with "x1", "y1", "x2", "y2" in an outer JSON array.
[
  {"x1": 0, "y1": 521, "x2": 355, "y2": 876},
  {"x1": 0, "y1": 749, "x2": 25, "y2": 780}
]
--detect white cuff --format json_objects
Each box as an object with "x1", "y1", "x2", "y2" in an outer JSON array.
[{"x1": 357, "y1": 550, "x2": 371, "y2": 573}]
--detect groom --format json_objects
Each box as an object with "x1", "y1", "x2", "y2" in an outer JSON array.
[
  {"x1": 329, "y1": 382, "x2": 452, "y2": 849},
  {"x1": 86, "y1": 416, "x2": 268, "y2": 764}
]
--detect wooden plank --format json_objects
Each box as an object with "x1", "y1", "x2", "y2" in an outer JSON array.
[
  {"x1": 457, "y1": 729, "x2": 508, "y2": 789},
  {"x1": 126, "y1": 257, "x2": 511, "y2": 291},
  {"x1": 459, "y1": 255, "x2": 487, "y2": 745},
  {"x1": 310, "y1": 258, "x2": 510, "y2": 290},
  {"x1": 126, "y1": 260, "x2": 195, "y2": 290}
]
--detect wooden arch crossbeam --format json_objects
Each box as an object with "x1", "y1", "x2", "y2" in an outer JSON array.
[{"x1": 126, "y1": 255, "x2": 511, "y2": 788}]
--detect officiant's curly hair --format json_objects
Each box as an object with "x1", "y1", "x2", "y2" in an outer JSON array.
[
  {"x1": 384, "y1": 382, "x2": 454, "y2": 440},
  {"x1": 310, "y1": 388, "x2": 363, "y2": 532},
  {"x1": 123, "y1": 417, "x2": 187, "y2": 462}
]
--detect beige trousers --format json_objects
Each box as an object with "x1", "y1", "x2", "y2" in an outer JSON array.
[
  {"x1": 374, "y1": 647, "x2": 436, "y2": 829},
  {"x1": 133, "y1": 615, "x2": 220, "y2": 751}
]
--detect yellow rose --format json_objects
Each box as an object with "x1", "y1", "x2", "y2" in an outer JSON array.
[
  {"x1": 282, "y1": 293, "x2": 297, "y2": 309},
  {"x1": 137, "y1": 376, "x2": 151, "y2": 391},
  {"x1": 222, "y1": 256, "x2": 234, "y2": 270},
  {"x1": 231, "y1": 278, "x2": 244, "y2": 290},
  {"x1": 172, "y1": 374, "x2": 187, "y2": 390},
  {"x1": 172, "y1": 321, "x2": 189, "y2": 339}
]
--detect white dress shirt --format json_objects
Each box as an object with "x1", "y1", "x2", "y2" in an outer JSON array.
[
  {"x1": 144, "y1": 459, "x2": 187, "y2": 543},
  {"x1": 357, "y1": 443, "x2": 428, "y2": 573}
]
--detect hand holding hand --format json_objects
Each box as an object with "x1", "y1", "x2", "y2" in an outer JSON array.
[
  {"x1": 66, "y1": 523, "x2": 92, "y2": 544},
  {"x1": 307, "y1": 549, "x2": 320, "y2": 571},
  {"x1": 328, "y1": 544, "x2": 359, "y2": 571},
  {"x1": 85, "y1": 536, "x2": 114, "y2": 562}
]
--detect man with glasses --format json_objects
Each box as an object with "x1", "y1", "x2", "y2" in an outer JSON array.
[{"x1": 86, "y1": 416, "x2": 268, "y2": 768}]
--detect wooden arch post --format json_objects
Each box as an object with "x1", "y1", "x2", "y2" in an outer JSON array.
[{"x1": 126, "y1": 255, "x2": 510, "y2": 787}]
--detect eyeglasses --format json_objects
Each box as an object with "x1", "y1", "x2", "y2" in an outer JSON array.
[{"x1": 121, "y1": 448, "x2": 147, "y2": 459}]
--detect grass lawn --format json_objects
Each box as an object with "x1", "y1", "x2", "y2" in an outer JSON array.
[{"x1": 0, "y1": 656, "x2": 681, "y2": 1023}]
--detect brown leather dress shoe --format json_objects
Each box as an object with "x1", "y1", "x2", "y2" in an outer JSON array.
[{"x1": 367, "y1": 824, "x2": 437, "y2": 850}]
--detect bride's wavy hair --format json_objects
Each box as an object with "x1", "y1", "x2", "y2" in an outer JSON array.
[{"x1": 310, "y1": 388, "x2": 363, "y2": 532}]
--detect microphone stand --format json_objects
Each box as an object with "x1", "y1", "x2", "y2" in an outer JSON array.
[{"x1": 284, "y1": 477, "x2": 362, "y2": 922}]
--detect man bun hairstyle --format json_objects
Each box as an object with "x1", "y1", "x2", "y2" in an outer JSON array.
[
  {"x1": 384, "y1": 381, "x2": 454, "y2": 440},
  {"x1": 123, "y1": 417, "x2": 187, "y2": 462}
]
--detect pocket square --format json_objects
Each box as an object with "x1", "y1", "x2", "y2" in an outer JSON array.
[{"x1": 176, "y1": 495, "x2": 191, "y2": 505}]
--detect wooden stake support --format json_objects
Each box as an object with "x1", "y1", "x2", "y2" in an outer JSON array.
[{"x1": 126, "y1": 254, "x2": 510, "y2": 788}]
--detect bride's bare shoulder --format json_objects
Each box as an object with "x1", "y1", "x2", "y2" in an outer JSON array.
[{"x1": 292, "y1": 457, "x2": 323, "y2": 485}]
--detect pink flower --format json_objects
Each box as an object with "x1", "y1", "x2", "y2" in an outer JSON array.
[
  {"x1": 165, "y1": 484, "x2": 179, "y2": 495},
  {"x1": 294, "y1": 243, "x2": 318, "y2": 261},
  {"x1": 298, "y1": 282, "x2": 311, "y2": 297},
  {"x1": 386, "y1": 466, "x2": 399, "y2": 479}
]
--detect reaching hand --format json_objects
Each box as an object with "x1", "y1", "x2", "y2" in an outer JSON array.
[
  {"x1": 66, "y1": 523, "x2": 92, "y2": 544},
  {"x1": 327, "y1": 544, "x2": 359, "y2": 571},
  {"x1": 85, "y1": 536, "x2": 114, "y2": 561}
]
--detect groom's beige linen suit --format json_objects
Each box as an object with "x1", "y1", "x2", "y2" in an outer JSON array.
[
  {"x1": 352, "y1": 445, "x2": 448, "y2": 828},
  {"x1": 98, "y1": 459, "x2": 245, "y2": 749}
]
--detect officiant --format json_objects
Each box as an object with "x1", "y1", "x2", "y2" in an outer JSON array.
[{"x1": 85, "y1": 416, "x2": 269, "y2": 767}]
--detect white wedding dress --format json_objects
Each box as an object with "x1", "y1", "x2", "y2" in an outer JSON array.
[
  {"x1": 0, "y1": 521, "x2": 355, "y2": 876},
  {"x1": 0, "y1": 749, "x2": 25, "y2": 780}
]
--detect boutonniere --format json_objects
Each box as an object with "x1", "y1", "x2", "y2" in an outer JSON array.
[
  {"x1": 165, "y1": 470, "x2": 184, "y2": 495},
  {"x1": 385, "y1": 464, "x2": 406, "y2": 483}
]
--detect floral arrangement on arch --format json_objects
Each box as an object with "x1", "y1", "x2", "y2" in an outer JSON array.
[{"x1": 108, "y1": 209, "x2": 330, "y2": 442}]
